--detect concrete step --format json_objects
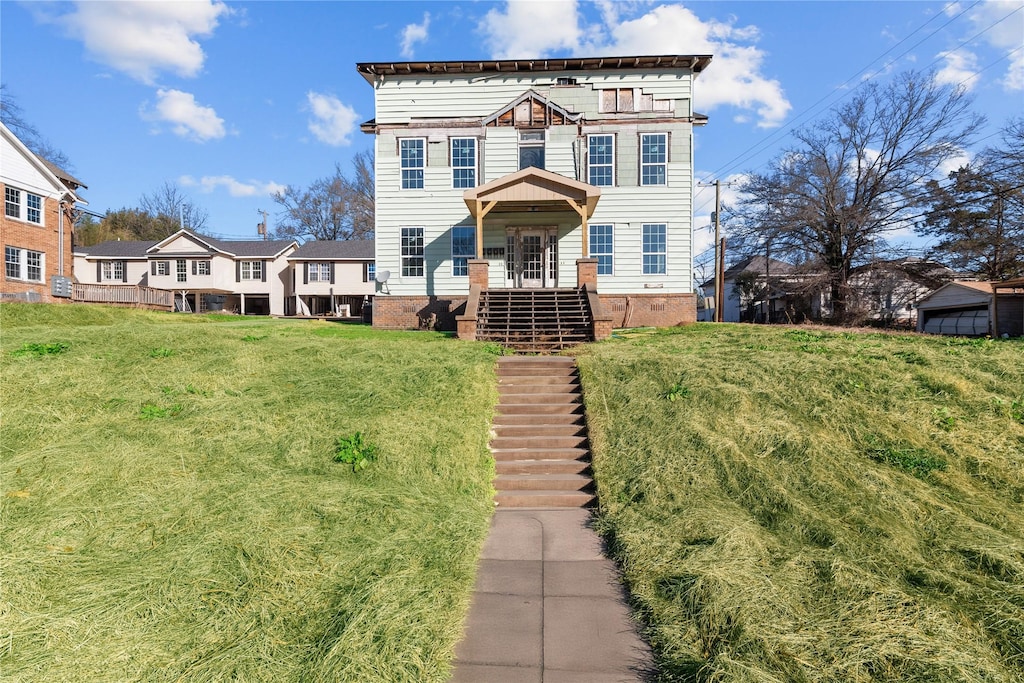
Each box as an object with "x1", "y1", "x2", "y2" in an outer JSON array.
[
  {"x1": 496, "y1": 403, "x2": 583, "y2": 416},
  {"x1": 495, "y1": 473, "x2": 592, "y2": 491},
  {"x1": 493, "y1": 424, "x2": 586, "y2": 438},
  {"x1": 494, "y1": 490, "x2": 596, "y2": 508},
  {"x1": 493, "y1": 413, "x2": 584, "y2": 426},
  {"x1": 490, "y1": 447, "x2": 590, "y2": 462},
  {"x1": 490, "y1": 435, "x2": 588, "y2": 450},
  {"x1": 495, "y1": 459, "x2": 591, "y2": 475}
]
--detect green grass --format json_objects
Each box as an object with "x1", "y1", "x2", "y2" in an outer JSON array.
[
  {"x1": 0, "y1": 303, "x2": 499, "y2": 682},
  {"x1": 577, "y1": 324, "x2": 1024, "y2": 683}
]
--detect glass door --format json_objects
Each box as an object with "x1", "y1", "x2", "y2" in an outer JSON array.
[{"x1": 520, "y1": 233, "x2": 544, "y2": 288}]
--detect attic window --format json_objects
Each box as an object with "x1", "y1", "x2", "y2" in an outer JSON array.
[{"x1": 555, "y1": 77, "x2": 577, "y2": 86}]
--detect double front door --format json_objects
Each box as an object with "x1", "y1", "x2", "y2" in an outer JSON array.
[{"x1": 505, "y1": 228, "x2": 557, "y2": 288}]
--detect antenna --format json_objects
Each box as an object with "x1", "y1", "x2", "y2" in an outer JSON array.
[
  {"x1": 375, "y1": 269, "x2": 390, "y2": 294},
  {"x1": 256, "y1": 209, "x2": 268, "y2": 240}
]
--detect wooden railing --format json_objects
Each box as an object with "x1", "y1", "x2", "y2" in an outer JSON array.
[{"x1": 72, "y1": 284, "x2": 174, "y2": 309}]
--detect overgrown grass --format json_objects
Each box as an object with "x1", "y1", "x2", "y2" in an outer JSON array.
[
  {"x1": 0, "y1": 303, "x2": 498, "y2": 682},
  {"x1": 577, "y1": 324, "x2": 1024, "y2": 683}
]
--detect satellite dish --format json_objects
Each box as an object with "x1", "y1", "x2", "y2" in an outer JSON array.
[{"x1": 375, "y1": 270, "x2": 390, "y2": 283}]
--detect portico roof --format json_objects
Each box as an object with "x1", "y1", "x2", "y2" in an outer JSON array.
[{"x1": 463, "y1": 167, "x2": 601, "y2": 219}]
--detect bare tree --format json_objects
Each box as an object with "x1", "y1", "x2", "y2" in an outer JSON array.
[
  {"x1": 732, "y1": 71, "x2": 983, "y2": 322},
  {"x1": 0, "y1": 84, "x2": 74, "y2": 171},
  {"x1": 139, "y1": 181, "x2": 209, "y2": 234},
  {"x1": 272, "y1": 150, "x2": 375, "y2": 242}
]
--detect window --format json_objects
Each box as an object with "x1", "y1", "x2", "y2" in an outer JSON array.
[
  {"x1": 401, "y1": 227, "x2": 424, "y2": 277},
  {"x1": 400, "y1": 138, "x2": 425, "y2": 189},
  {"x1": 176, "y1": 259, "x2": 187, "y2": 283},
  {"x1": 308, "y1": 262, "x2": 331, "y2": 282},
  {"x1": 195, "y1": 261, "x2": 211, "y2": 276},
  {"x1": 451, "y1": 226, "x2": 476, "y2": 276},
  {"x1": 588, "y1": 135, "x2": 614, "y2": 186},
  {"x1": 519, "y1": 130, "x2": 545, "y2": 170},
  {"x1": 600, "y1": 88, "x2": 635, "y2": 113},
  {"x1": 640, "y1": 134, "x2": 668, "y2": 186},
  {"x1": 102, "y1": 261, "x2": 124, "y2": 281},
  {"x1": 154, "y1": 261, "x2": 169, "y2": 276},
  {"x1": 240, "y1": 261, "x2": 263, "y2": 280},
  {"x1": 590, "y1": 224, "x2": 613, "y2": 275},
  {"x1": 367, "y1": 262, "x2": 376, "y2": 282},
  {"x1": 642, "y1": 223, "x2": 667, "y2": 275},
  {"x1": 451, "y1": 138, "x2": 477, "y2": 188},
  {"x1": 4, "y1": 186, "x2": 43, "y2": 224},
  {"x1": 5, "y1": 246, "x2": 43, "y2": 282}
]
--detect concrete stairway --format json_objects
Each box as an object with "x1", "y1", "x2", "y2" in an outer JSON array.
[{"x1": 491, "y1": 356, "x2": 595, "y2": 508}]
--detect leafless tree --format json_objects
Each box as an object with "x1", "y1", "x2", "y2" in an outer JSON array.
[
  {"x1": 272, "y1": 150, "x2": 375, "y2": 242},
  {"x1": 0, "y1": 84, "x2": 74, "y2": 171},
  {"x1": 731, "y1": 71, "x2": 983, "y2": 322},
  {"x1": 139, "y1": 181, "x2": 209, "y2": 234}
]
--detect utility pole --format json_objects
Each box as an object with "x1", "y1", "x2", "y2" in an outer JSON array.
[
  {"x1": 257, "y1": 209, "x2": 268, "y2": 240},
  {"x1": 700, "y1": 179, "x2": 736, "y2": 322}
]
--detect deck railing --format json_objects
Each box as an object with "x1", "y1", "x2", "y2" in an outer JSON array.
[{"x1": 72, "y1": 284, "x2": 174, "y2": 309}]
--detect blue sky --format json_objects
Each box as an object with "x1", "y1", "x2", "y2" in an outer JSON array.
[{"x1": 3, "y1": 0, "x2": 1022, "y2": 261}]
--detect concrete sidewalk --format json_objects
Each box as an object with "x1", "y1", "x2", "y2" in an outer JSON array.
[{"x1": 451, "y1": 509, "x2": 654, "y2": 682}]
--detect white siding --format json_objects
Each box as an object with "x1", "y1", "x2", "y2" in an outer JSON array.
[
  {"x1": 1, "y1": 131, "x2": 63, "y2": 199},
  {"x1": 293, "y1": 261, "x2": 375, "y2": 296}
]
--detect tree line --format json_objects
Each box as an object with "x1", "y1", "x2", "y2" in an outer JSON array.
[{"x1": 728, "y1": 70, "x2": 1023, "y2": 323}]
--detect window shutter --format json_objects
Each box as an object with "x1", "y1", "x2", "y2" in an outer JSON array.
[
  {"x1": 97, "y1": 261, "x2": 102, "y2": 281},
  {"x1": 151, "y1": 261, "x2": 157, "y2": 276},
  {"x1": 303, "y1": 263, "x2": 308, "y2": 284},
  {"x1": 236, "y1": 261, "x2": 241, "y2": 282},
  {"x1": 192, "y1": 261, "x2": 197, "y2": 275},
  {"x1": 261, "y1": 262, "x2": 266, "y2": 282},
  {"x1": 329, "y1": 263, "x2": 335, "y2": 284},
  {"x1": 362, "y1": 263, "x2": 368, "y2": 283},
  {"x1": 121, "y1": 261, "x2": 128, "y2": 282}
]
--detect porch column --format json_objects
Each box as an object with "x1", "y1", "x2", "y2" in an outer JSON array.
[
  {"x1": 577, "y1": 258, "x2": 598, "y2": 289},
  {"x1": 567, "y1": 199, "x2": 589, "y2": 257},
  {"x1": 468, "y1": 259, "x2": 489, "y2": 289},
  {"x1": 475, "y1": 200, "x2": 497, "y2": 259}
]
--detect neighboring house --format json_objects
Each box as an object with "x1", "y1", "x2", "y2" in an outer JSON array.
[
  {"x1": 848, "y1": 258, "x2": 958, "y2": 325},
  {"x1": 1, "y1": 121, "x2": 86, "y2": 303},
  {"x1": 357, "y1": 55, "x2": 712, "y2": 333},
  {"x1": 700, "y1": 255, "x2": 823, "y2": 323},
  {"x1": 917, "y1": 280, "x2": 1024, "y2": 337},
  {"x1": 74, "y1": 240, "x2": 158, "y2": 286},
  {"x1": 286, "y1": 239, "x2": 375, "y2": 316},
  {"x1": 72, "y1": 229, "x2": 297, "y2": 315}
]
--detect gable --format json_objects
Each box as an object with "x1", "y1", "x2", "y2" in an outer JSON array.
[
  {"x1": 149, "y1": 233, "x2": 217, "y2": 256},
  {"x1": 0, "y1": 125, "x2": 69, "y2": 199},
  {"x1": 483, "y1": 90, "x2": 582, "y2": 128}
]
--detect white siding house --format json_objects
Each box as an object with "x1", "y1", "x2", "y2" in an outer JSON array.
[
  {"x1": 357, "y1": 55, "x2": 712, "y2": 332},
  {"x1": 287, "y1": 240, "x2": 375, "y2": 316}
]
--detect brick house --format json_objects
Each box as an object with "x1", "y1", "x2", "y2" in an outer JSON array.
[
  {"x1": 357, "y1": 55, "x2": 712, "y2": 345},
  {"x1": 1, "y1": 121, "x2": 86, "y2": 303}
]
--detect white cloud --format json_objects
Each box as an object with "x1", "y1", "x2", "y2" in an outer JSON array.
[
  {"x1": 306, "y1": 92, "x2": 358, "y2": 146},
  {"x1": 480, "y1": 0, "x2": 581, "y2": 59},
  {"x1": 934, "y1": 50, "x2": 981, "y2": 90},
  {"x1": 180, "y1": 175, "x2": 286, "y2": 197},
  {"x1": 477, "y1": 1, "x2": 791, "y2": 128},
  {"x1": 144, "y1": 89, "x2": 226, "y2": 142},
  {"x1": 51, "y1": 0, "x2": 230, "y2": 84},
  {"x1": 937, "y1": 149, "x2": 973, "y2": 178},
  {"x1": 963, "y1": 1, "x2": 1024, "y2": 92},
  {"x1": 401, "y1": 13, "x2": 431, "y2": 58}
]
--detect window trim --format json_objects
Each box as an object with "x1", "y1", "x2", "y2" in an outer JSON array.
[
  {"x1": 589, "y1": 224, "x2": 614, "y2": 275},
  {"x1": 195, "y1": 260, "x2": 211, "y2": 276},
  {"x1": 642, "y1": 223, "x2": 667, "y2": 275},
  {"x1": 240, "y1": 260, "x2": 264, "y2": 281},
  {"x1": 5, "y1": 246, "x2": 44, "y2": 282},
  {"x1": 640, "y1": 133, "x2": 668, "y2": 187},
  {"x1": 401, "y1": 227, "x2": 425, "y2": 277},
  {"x1": 450, "y1": 137, "x2": 478, "y2": 189},
  {"x1": 518, "y1": 129, "x2": 546, "y2": 171},
  {"x1": 101, "y1": 260, "x2": 125, "y2": 282},
  {"x1": 176, "y1": 259, "x2": 188, "y2": 283},
  {"x1": 307, "y1": 262, "x2": 331, "y2": 283},
  {"x1": 451, "y1": 226, "x2": 476, "y2": 277},
  {"x1": 4, "y1": 186, "x2": 45, "y2": 225},
  {"x1": 400, "y1": 137, "x2": 426, "y2": 190},
  {"x1": 587, "y1": 134, "x2": 615, "y2": 187}
]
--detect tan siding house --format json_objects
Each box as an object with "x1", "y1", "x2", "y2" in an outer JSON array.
[{"x1": 287, "y1": 240, "x2": 375, "y2": 316}]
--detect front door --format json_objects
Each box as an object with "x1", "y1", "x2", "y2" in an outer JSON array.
[{"x1": 505, "y1": 229, "x2": 556, "y2": 288}]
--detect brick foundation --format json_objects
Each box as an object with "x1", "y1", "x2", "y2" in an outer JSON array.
[
  {"x1": 598, "y1": 293, "x2": 697, "y2": 328},
  {"x1": 372, "y1": 295, "x2": 468, "y2": 331}
]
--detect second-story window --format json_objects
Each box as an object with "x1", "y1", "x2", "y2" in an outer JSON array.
[
  {"x1": 195, "y1": 261, "x2": 211, "y2": 276},
  {"x1": 5, "y1": 186, "x2": 44, "y2": 225},
  {"x1": 451, "y1": 138, "x2": 477, "y2": 188},
  {"x1": 240, "y1": 261, "x2": 264, "y2": 280},
  {"x1": 400, "y1": 138, "x2": 425, "y2": 189},
  {"x1": 176, "y1": 259, "x2": 187, "y2": 283},
  {"x1": 588, "y1": 135, "x2": 614, "y2": 186},
  {"x1": 519, "y1": 130, "x2": 545, "y2": 170},
  {"x1": 308, "y1": 263, "x2": 331, "y2": 282},
  {"x1": 640, "y1": 133, "x2": 667, "y2": 186}
]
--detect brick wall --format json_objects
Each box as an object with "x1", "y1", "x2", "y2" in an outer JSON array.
[
  {"x1": 598, "y1": 293, "x2": 697, "y2": 328},
  {"x1": 372, "y1": 295, "x2": 469, "y2": 331},
  {"x1": 0, "y1": 187, "x2": 73, "y2": 303}
]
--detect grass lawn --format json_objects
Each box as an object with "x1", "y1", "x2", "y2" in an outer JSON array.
[
  {"x1": 0, "y1": 304, "x2": 499, "y2": 682},
  {"x1": 577, "y1": 324, "x2": 1024, "y2": 682}
]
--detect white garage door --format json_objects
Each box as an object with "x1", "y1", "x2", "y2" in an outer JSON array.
[{"x1": 923, "y1": 309, "x2": 989, "y2": 336}]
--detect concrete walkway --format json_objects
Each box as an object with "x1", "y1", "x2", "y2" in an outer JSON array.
[{"x1": 451, "y1": 508, "x2": 654, "y2": 682}]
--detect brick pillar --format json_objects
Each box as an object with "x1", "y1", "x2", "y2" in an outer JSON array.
[
  {"x1": 468, "y1": 259, "x2": 489, "y2": 289},
  {"x1": 576, "y1": 258, "x2": 598, "y2": 289}
]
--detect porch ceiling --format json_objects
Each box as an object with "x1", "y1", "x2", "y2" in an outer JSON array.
[{"x1": 463, "y1": 167, "x2": 601, "y2": 219}]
